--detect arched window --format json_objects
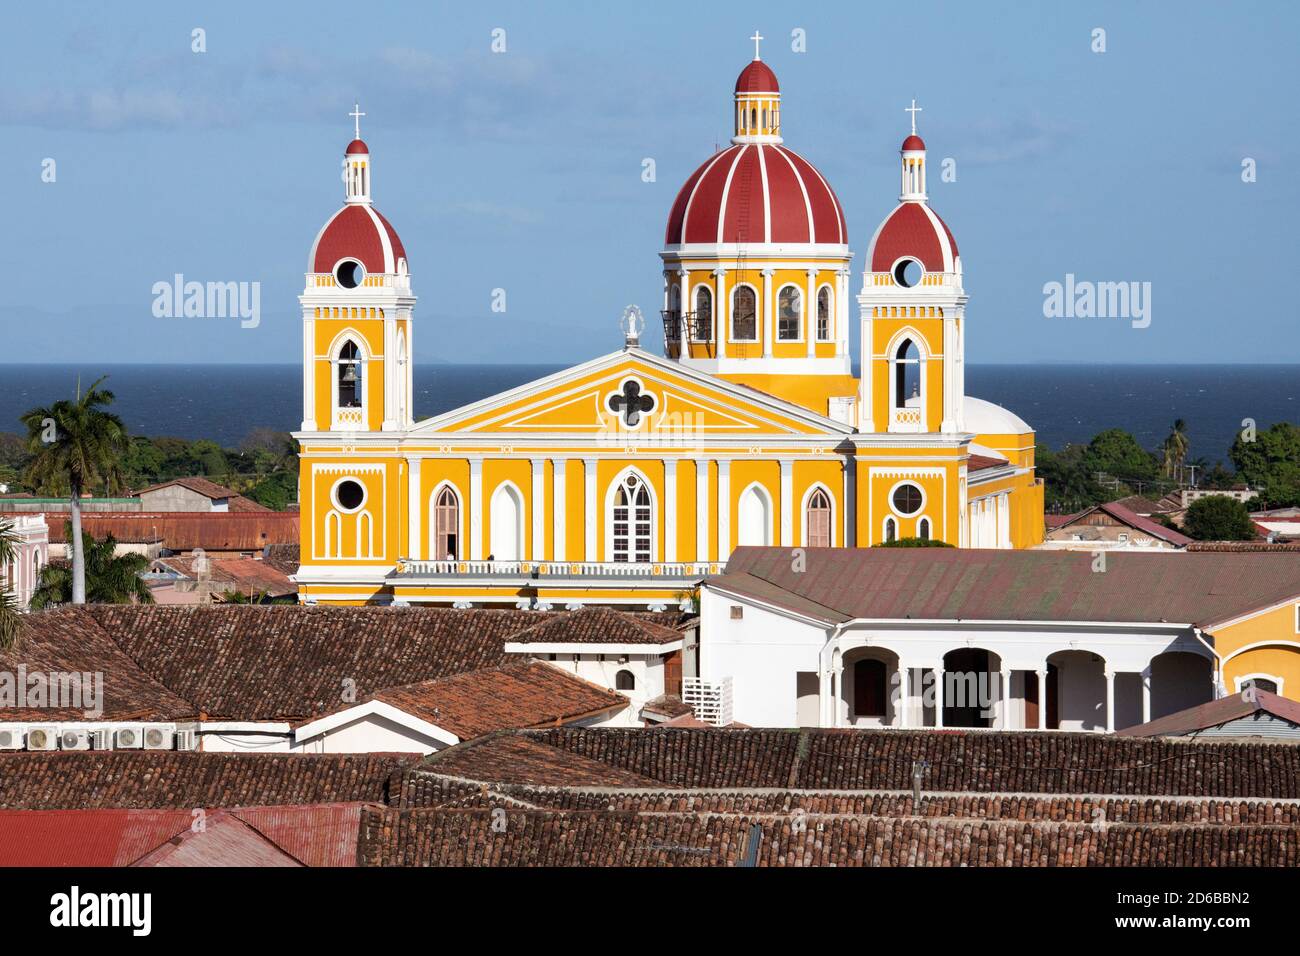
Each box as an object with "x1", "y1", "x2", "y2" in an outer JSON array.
[
  {"x1": 917, "y1": 516, "x2": 931, "y2": 541},
  {"x1": 337, "y1": 340, "x2": 363, "y2": 408},
  {"x1": 883, "y1": 516, "x2": 898, "y2": 543},
  {"x1": 433, "y1": 486, "x2": 460, "y2": 560},
  {"x1": 489, "y1": 484, "x2": 523, "y2": 562},
  {"x1": 894, "y1": 338, "x2": 920, "y2": 407},
  {"x1": 732, "y1": 286, "x2": 757, "y2": 341},
  {"x1": 693, "y1": 286, "x2": 713, "y2": 341},
  {"x1": 816, "y1": 286, "x2": 832, "y2": 341},
  {"x1": 853, "y1": 659, "x2": 887, "y2": 717},
  {"x1": 668, "y1": 284, "x2": 681, "y2": 315},
  {"x1": 615, "y1": 670, "x2": 636, "y2": 691},
  {"x1": 806, "y1": 488, "x2": 832, "y2": 548},
  {"x1": 738, "y1": 485, "x2": 772, "y2": 546},
  {"x1": 777, "y1": 285, "x2": 801, "y2": 340},
  {"x1": 612, "y1": 473, "x2": 652, "y2": 563}
]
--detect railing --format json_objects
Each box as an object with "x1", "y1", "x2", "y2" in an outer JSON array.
[
  {"x1": 891, "y1": 407, "x2": 923, "y2": 432},
  {"x1": 395, "y1": 559, "x2": 725, "y2": 578},
  {"x1": 333, "y1": 407, "x2": 365, "y2": 429},
  {"x1": 683, "y1": 676, "x2": 733, "y2": 727}
]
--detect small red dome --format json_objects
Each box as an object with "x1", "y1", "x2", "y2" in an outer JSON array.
[
  {"x1": 901, "y1": 134, "x2": 926, "y2": 151},
  {"x1": 868, "y1": 202, "x2": 959, "y2": 274},
  {"x1": 346, "y1": 139, "x2": 369, "y2": 155},
  {"x1": 735, "y1": 60, "x2": 779, "y2": 94},
  {"x1": 665, "y1": 143, "x2": 845, "y2": 246},
  {"x1": 310, "y1": 204, "x2": 407, "y2": 274}
]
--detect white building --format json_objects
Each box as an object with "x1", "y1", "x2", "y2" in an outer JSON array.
[{"x1": 0, "y1": 514, "x2": 48, "y2": 609}]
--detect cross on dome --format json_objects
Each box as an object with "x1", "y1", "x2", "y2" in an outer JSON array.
[
  {"x1": 350, "y1": 103, "x2": 366, "y2": 140},
  {"x1": 905, "y1": 99, "x2": 922, "y2": 136},
  {"x1": 750, "y1": 30, "x2": 764, "y2": 60}
]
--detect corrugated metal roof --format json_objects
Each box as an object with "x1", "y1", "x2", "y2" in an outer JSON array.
[
  {"x1": 43, "y1": 511, "x2": 298, "y2": 550},
  {"x1": 1120, "y1": 690, "x2": 1300, "y2": 739}
]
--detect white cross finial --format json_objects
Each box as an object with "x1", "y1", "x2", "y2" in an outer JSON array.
[
  {"x1": 349, "y1": 103, "x2": 366, "y2": 140},
  {"x1": 751, "y1": 30, "x2": 764, "y2": 60},
  {"x1": 905, "y1": 98, "x2": 922, "y2": 136}
]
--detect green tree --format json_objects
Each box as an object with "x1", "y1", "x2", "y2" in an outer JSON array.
[
  {"x1": 1184, "y1": 495, "x2": 1257, "y2": 541},
  {"x1": 1037, "y1": 442, "x2": 1107, "y2": 513},
  {"x1": 28, "y1": 525, "x2": 154, "y2": 609},
  {"x1": 1230, "y1": 422, "x2": 1300, "y2": 507},
  {"x1": 20, "y1": 377, "x2": 130, "y2": 605},
  {"x1": 1162, "y1": 419, "x2": 1190, "y2": 479},
  {"x1": 1080, "y1": 428, "x2": 1159, "y2": 487},
  {"x1": 0, "y1": 520, "x2": 23, "y2": 649}
]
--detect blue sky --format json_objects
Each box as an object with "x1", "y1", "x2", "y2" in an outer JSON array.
[{"x1": 3, "y1": 0, "x2": 1296, "y2": 364}]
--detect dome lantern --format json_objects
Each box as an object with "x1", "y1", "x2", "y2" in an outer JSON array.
[
  {"x1": 900, "y1": 99, "x2": 927, "y2": 202},
  {"x1": 344, "y1": 103, "x2": 371, "y2": 204},
  {"x1": 733, "y1": 32, "x2": 781, "y2": 144}
]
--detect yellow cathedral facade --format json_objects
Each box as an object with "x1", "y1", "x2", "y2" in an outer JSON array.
[{"x1": 294, "y1": 45, "x2": 1044, "y2": 608}]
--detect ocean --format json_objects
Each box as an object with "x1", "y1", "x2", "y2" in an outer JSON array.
[{"x1": 1, "y1": 364, "x2": 1295, "y2": 463}]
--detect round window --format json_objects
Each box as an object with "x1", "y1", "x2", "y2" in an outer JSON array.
[
  {"x1": 893, "y1": 258, "x2": 923, "y2": 288},
  {"x1": 334, "y1": 479, "x2": 365, "y2": 511},
  {"x1": 335, "y1": 260, "x2": 365, "y2": 289},
  {"x1": 892, "y1": 483, "x2": 923, "y2": 516}
]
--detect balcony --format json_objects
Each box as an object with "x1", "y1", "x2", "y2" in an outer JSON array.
[{"x1": 394, "y1": 559, "x2": 724, "y2": 580}]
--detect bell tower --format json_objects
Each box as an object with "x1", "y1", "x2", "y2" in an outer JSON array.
[{"x1": 300, "y1": 106, "x2": 415, "y2": 434}]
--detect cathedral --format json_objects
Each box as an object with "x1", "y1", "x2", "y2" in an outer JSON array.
[{"x1": 294, "y1": 42, "x2": 1044, "y2": 608}]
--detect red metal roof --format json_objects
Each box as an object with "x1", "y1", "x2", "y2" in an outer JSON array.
[
  {"x1": 868, "y1": 201, "x2": 959, "y2": 273},
  {"x1": 310, "y1": 204, "x2": 408, "y2": 274},
  {"x1": 345, "y1": 138, "x2": 369, "y2": 154},
  {"x1": 735, "y1": 60, "x2": 778, "y2": 93},
  {"x1": 1118, "y1": 690, "x2": 1300, "y2": 738},
  {"x1": 901, "y1": 133, "x2": 926, "y2": 151},
  {"x1": 43, "y1": 511, "x2": 298, "y2": 551}
]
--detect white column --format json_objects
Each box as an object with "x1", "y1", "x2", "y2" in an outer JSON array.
[
  {"x1": 806, "y1": 268, "x2": 817, "y2": 358},
  {"x1": 1141, "y1": 666, "x2": 1152, "y2": 724},
  {"x1": 714, "y1": 269, "x2": 726, "y2": 354},
  {"x1": 837, "y1": 269, "x2": 849, "y2": 358},
  {"x1": 469, "y1": 458, "x2": 484, "y2": 560},
  {"x1": 761, "y1": 269, "x2": 774, "y2": 357},
  {"x1": 717, "y1": 459, "x2": 731, "y2": 560},
  {"x1": 665, "y1": 460, "x2": 678, "y2": 562},
  {"x1": 819, "y1": 665, "x2": 833, "y2": 728},
  {"x1": 301, "y1": 314, "x2": 317, "y2": 430},
  {"x1": 382, "y1": 314, "x2": 396, "y2": 430},
  {"x1": 895, "y1": 664, "x2": 911, "y2": 728},
  {"x1": 859, "y1": 303, "x2": 874, "y2": 432},
  {"x1": 584, "y1": 457, "x2": 598, "y2": 561},
  {"x1": 833, "y1": 661, "x2": 845, "y2": 728},
  {"x1": 530, "y1": 458, "x2": 546, "y2": 561},
  {"x1": 843, "y1": 457, "x2": 856, "y2": 548},
  {"x1": 677, "y1": 269, "x2": 690, "y2": 354},
  {"x1": 1000, "y1": 668, "x2": 1013, "y2": 730},
  {"x1": 933, "y1": 667, "x2": 945, "y2": 729},
  {"x1": 407, "y1": 457, "x2": 422, "y2": 560},
  {"x1": 1105, "y1": 670, "x2": 1116, "y2": 733},
  {"x1": 695, "y1": 458, "x2": 710, "y2": 562},
  {"x1": 779, "y1": 458, "x2": 793, "y2": 546},
  {"x1": 552, "y1": 458, "x2": 567, "y2": 562},
  {"x1": 1036, "y1": 668, "x2": 1048, "y2": 730}
]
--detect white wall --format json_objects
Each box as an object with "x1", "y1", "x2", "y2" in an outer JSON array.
[{"x1": 543, "y1": 652, "x2": 662, "y2": 727}]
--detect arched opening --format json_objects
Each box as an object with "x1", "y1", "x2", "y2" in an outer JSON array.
[
  {"x1": 737, "y1": 484, "x2": 772, "y2": 546},
  {"x1": 917, "y1": 516, "x2": 932, "y2": 540},
  {"x1": 816, "y1": 286, "x2": 832, "y2": 341},
  {"x1": 883, "y1": 516, "x2": 898, "y2": 543},
  {"x1": 839, "y1": 647, "x2": 902, "y2": 727},
  {"x1": 336, "y1": 340, "x2": 363, "y2": 409},
  {"x1": 893, "y1": 258, "x2": 923, "y2": 288},
  {"x1": 777, "y1": 284, "x2": 801, "y2": 340},
  {"x1": 731, "y1": 286, "x2": 757, "y2": 341},
  {"x1": 805, "y1": 488, "x2": 832, "y2": 548},
  {"x1": 489, "y1": 483, "x2": 523, "y2": 562},
  {"x1": 611, "y1": 472, "x2": 652, "y2": 563},
  {"x1": 941, "y1": 648, "x2": 1003, "y2": 729},
  {"x1": 1150, "y1": 651, "x2": 1213, "y2": 720},
  {"x1": 894, "y1": 338, "x2": 921, "y2": 409},
  {"x1": 615, "y1": 670, "x2": 636, "y2": 691},
  {"x1": 693, "y1": 286, "x2": 713, "y2": 341},
  {"x1": 432, "y1": 486, "x2": 460, "y2": 560},
  {"x1": 1046, "y1": 650, "x2": 1107, "y2": 731}
]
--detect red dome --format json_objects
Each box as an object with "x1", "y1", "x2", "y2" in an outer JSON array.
[
  {"x1": 867, "y1": 202, "x2": 959, "y2": 273},
  {"x1": 310, "y1": 204, "x2": 408, "y2": 274},
  {"x1": 901, "y1": 134, "x2": 926, "y2": 151},
  {"x1": 665, "y1": 143, "x2": 846, "y2": 246},
  {"x1": 735, "y1": 60, "x2": 779, "y2": 93},
  {"x1": 346, "y1": 138, "x2": 369, "y2": 155}
]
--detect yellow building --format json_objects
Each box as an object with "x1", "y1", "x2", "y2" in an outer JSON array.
[{"x1": 294, "y1": 50, "x2": 1043, "y2": 608}]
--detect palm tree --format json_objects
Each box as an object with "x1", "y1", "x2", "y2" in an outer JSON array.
[
  {"x1": 20, "y1": 377, "x2": 130, "y2": 605},
  {"x1": 0, "y1": 520, "x2": 22, "y2": 649},
  {"x1": 1162, "y1": 419, "x2": 1190, "y2": 481},
  {"x1": 28, "y1": 525, "x2": 154, "y2": 609}
]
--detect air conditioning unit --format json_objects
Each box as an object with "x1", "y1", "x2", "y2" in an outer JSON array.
[
  {"x1": 174, "y1": 729, "x2": 197, "y2": 751},
  {"x1": 0, "y1": 729, "x2": 24, "y2": 750},
  {"x1": 91, "y1": 729, "x2": 112, "y2": 750},
  {"x1": 114, "y1": 727, "x2": 143, "y2": 750},
  {"x1": 143, "y1": 727, "x2": 174, "y2": 750},
  {"x1": 25, "y1": 726, "x2": 57, "y2": 751},
  {"x1": 60, "y1": 729, "x2": 91, "y2": 751}
]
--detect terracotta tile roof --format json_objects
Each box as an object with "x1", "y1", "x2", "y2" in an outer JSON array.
[
  {"x1": 0, "y1": 752, "x2": 413, "y2": 809},
  {"x1": 356, "y1": 806, "x2": 1300, "y2": 866},
  {"x1": 261, "y1": 543, "x2": 300, "y2": 575},
  {"x1": 1111, "y1": 495, "x2": 1164, "y2": 515},
  {"x1": 1095, "y1": 502, "x2": 1194, "y2": 545},
  {"x1": 506, "y1": 607, "x2": 684, "y2": 646},
  {"x1": 155, "y1": 554, "x2": 295, "y2": 598},
  {"x1": 43, "y1": 511, "x2": 297, "y2": 551},
  {"x1": 709, "y1": 546, "x2": 1300, "y2": 628},
  {"x1": 641, "y1": 694, "x2": 693, "y2": 720},
  {"x1": 1118, "y1": 689, "x2": 1300, "y2": 738},
  {"x1": 416, "y1": 727, "x2": 1300, "y2": 798},
  {"x1": 1043, "y1": 513, "x2": 1076, "y2": 529},
  {"x1": 1187, "y1": 541, "x2": 1300, "y2": 552},
  {"x1": 0, "y1": 804, "x2": 366, "y2": 867},
  {"x1": 364, "y1": 660, "x2": 628, "y2": 739},
  {"x1": 967, "y1": 454, "x2": 1008, "y2": 472},
  {"x1": 136, "y1": 476, "x2": 238, "y2": 501}
]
